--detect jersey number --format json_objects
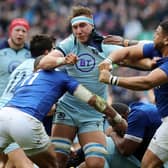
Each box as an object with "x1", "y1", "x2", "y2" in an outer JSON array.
[{"x1": 20, "y1": 72, "x2": 39, "y2": 86}]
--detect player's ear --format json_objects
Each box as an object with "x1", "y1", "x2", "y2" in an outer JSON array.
[
  {"x1": 44, "y1": 49, "x2": 49, "y2": 55},
  {"x1": 164, "y1": 37, "x2": 168, "y2": 45}
]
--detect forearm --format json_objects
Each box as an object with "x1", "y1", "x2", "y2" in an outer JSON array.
[
  {"x1": 73, "y1": 85, "x2": 123, "y2": 124},
  {"x1": 103, "y1": 35, "x2": 139, "y2": 47},
  {"x1": 120, "y1": 58, "x2": 154, "y2": 71},
  {"x1": 38, "y1": 50, "x2": 65, "y2": 70},
  {"x1": 107, "y1": 44, "x2": 144, "y2": 65},
  {"x1": 110, "y1": 132, "x2": 126, "y2": 155},
  {"x1": 122, "y1": 39, "x2": 139, "y2": 47},
  {"x1": 99, "y1": 71, "x2": 153, "y2": 90},
  {"x1": 110, "y1": 132, "x2": 137, "y2": 156},
  {"x1": 113, "y1": 76, "x2": 153, "y2": 90}
]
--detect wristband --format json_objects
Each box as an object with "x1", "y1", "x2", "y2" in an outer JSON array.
[
  {"x1": 105, "y1": 57, "x2": 113, "y2": 64},
  {"x1": 113, "y1": 113, "x2": 122, "y2": 123},
  {"x1": 55, "y1": 57, "x2": 65, "y2": 66},
  {"x1": 110, "y1": 75, "x2": 119, "y2": 85},
  {"x1": 94, "y1": 95, "x2": 107, "y2": 112},
  {"x1": 109, "y1": 75, "x2": 113, "y2": 84}
]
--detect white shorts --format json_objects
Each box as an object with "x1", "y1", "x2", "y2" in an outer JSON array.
[
  {"x1": 148, "y1": 116, "x2": 168, "y2": 162},
  {"x1": 0, "y1": 107, "x2": 51, "y2": 156}
]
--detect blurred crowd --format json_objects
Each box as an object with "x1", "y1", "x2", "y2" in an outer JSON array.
[{"x1": 0, "y1": 0, "x2": 167, "y2": 104}]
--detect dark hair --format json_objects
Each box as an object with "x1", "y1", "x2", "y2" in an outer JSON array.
[
  {"x1": 106, "y1": 103, "x2": 129, "y2": 128},
  {"x1": 30, "y1": 34, "x2": 54, "y2": 58},
  {"x1": 112, "y1": 103, "x2": 130, "y2": 117},
  {"x1": 160, "y1": 19, "x2": 168, "y2": 34}
]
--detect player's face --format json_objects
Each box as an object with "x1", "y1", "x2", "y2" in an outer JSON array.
[
  {"x1": 72, "y1": 22, "x2": 93, "y2": 43},
  {"x1": 153, "y1": 26, "x2": 165, "y2": 50},
  {"x1": 10, "y1": 26, "x2": 28, "y2": 47}
]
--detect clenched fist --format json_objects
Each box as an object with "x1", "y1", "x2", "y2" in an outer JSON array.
[
  {"x1": 99, "y1": 70, "x2": 111, "y2": 84},
  {"x1": 65, "y1": 53, "x2": 78, "y2": 65},
  {"x1": 108, "y1": 117, "x2": 128, "y2": 137},
  {"x1": 98, "y1": 58, "x2": 113, "y2": 71}
]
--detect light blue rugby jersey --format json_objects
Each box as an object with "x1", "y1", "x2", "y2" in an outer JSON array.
[
  {"x1": 6, "y1": 69, "x2": 79, "y2": 121},
  {"x1": 0, "y1": 58, "x2": 34, "y2": 108},
  {"x1": 56, "y1": 34, "x2": 122, "y2": 121},
  {"x1": 105, "y1": 136, "x2": 140, "y2": 168},
  {"x1": 0, "y1": 40, "x2": 31, "y2": 96}
]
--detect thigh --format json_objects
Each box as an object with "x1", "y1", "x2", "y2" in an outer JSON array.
[
  {"x1": 0, "y1": 108, "x2": 15, "y2": 150},
  {"x1": 147, "y1": 121, "x2": 168, "y2": 162},
  {"x1": 79, "y1": 131, "x2": 106, "y2": 147},
  {"x1": 7, "y1": 148, "x2": 34, "y2": 168},
  {"x1": 8, "y1": 110, "x2": 51, "y2": 156},
  {"x1": 142, "y1": 149, "x2": 163, "y2": 168},
  {"x1": 78, "y1": 120, "x2": 105, "y2": 146},
  {"x1": 52, "y1": 123, "x2": 77, "y2": 141}
]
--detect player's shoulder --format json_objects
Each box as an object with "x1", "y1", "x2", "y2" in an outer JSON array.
[
  {"x1": 0, "y1": 39, "x2": 9, "y2": 49},
  {"x1": 57, "y1": 34, "x2": 75, "y2": 45},
  {"x1": 129, "y1": 102, "x2": 148, "y2": 119}
]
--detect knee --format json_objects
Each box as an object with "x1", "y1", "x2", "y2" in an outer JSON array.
[
  {"x1": 83, "y1": 142, "x2": 108, "y2": 168},
  {"x1": 51, "y1": 137, "x2": 72, "y2": 168},
  {"x1": 85, "y1": 157, "x2": 105, "y2": 168}
]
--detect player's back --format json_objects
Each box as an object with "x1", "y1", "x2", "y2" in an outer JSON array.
[
  {"x1": 128, "y1": 102, "x2": 161, "y2": 160},
  {"x1": 6, "y1": 69, "x2": 78, "y2": 121},
  {"x1": 0, "y1": 58, "x2": 35, "y2": 108}
]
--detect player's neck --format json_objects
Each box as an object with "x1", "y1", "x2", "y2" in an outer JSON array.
[{"x1": 8, "y1": 38, "x2": 24, "y2": 50}]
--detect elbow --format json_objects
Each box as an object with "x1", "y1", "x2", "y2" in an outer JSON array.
[{"x1": 142, "y1": 79, "x2": 154, "y2": 90}]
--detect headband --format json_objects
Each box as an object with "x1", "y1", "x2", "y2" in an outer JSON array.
[
  {"x1": 71, "y1": 16, "x2": 94, "y2": 26},
  {"x1": 9, "y1": 18, "x2": 30, "y2": 34}
]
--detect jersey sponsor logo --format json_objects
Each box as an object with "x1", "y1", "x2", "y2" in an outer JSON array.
[
  {"x1": 75, "y1": 53, "x2": 95, "y2": 72},
  {"x1": 8, "y1": 61, "x2": 21, "y2": 73}
]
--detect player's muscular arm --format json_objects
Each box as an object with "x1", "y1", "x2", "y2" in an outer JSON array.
[
  {"x1": 119, "y1": 57, "x2": 157, "y2": 71},
  {"x1": 98, "y1": 44, "x2": 144, "y2": 71},
  {"x1": 110, "y1": 132, "x2": 140, "y2": 156},
  {"x1": 103, "y1": 35, "x2": 139, "y2": 46},
  {"x1": 37, "y1": 50, "x2": 78, "y2": 70},
  {"x1": 73, "y1": 84, "x2": 128, "y2": 133},
  {"x1": 99, "y1": 68, "x2": 168, "y2": 90}
]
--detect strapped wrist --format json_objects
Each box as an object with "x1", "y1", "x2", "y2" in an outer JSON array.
[
  {"x1": 113, "y1": 113, "x2": 122, "y2": 124},
  {"x1": 105, "y1": 57, "x2": 113, "y2": 64},
  {"x1": 110, "y1": 75, "x2": 119, "y2": 85},
  {"x1": 55, "y1": 57, "x2": 65, "y2": 66}
]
